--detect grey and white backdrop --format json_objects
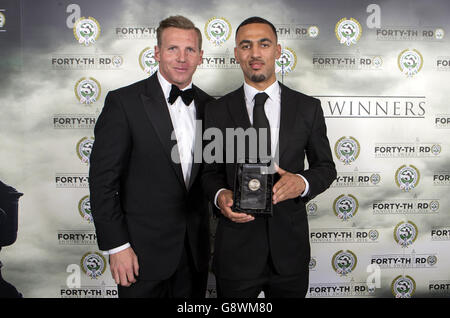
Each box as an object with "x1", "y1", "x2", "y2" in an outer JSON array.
[{"x1": 0, "y1": 0, "x2": 449, "y2": 298}]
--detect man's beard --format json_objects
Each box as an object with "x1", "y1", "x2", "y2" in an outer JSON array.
[{"x1": 250, "y1": 74, "x2": 266, "y2": 82}]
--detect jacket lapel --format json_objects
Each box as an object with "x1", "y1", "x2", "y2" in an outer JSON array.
[
  {"x1": 187, "y1": 86, "x2": 205, "y2": 190},
  {"x1": 227, "y1": 86, "x2": 251, "y2": 129},
  {"x1": 278, "y1": 83, "x2": 298, "y2": 166},
  {"x1": 139, "y1": 74, "x2": 186, "y2": 189}
]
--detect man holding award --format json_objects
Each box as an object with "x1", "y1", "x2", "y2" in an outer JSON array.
[{"x1": 202, "y1": 17, "x2": 336, "y2": 297}]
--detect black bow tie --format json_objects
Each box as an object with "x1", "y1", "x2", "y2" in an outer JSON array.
[{"x1": 168, "y1": 84, "x2": 194, "y2": 106}]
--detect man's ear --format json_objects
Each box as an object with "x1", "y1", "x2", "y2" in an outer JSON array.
[
  {"x1": 154, "y1": 45, "x2": 161, "y2": 62},
  {"x1": 275, "y1": 43, "x2": 282, "y2": 59},
  {"x1": 234, "y1": 47, "x2": 240, "y2": 64}
]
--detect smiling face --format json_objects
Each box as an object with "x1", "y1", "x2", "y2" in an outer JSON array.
[
  {"x1": 234, "y1": 23, "x2": 281, "y2": 90},
  {"x1": 155, "y1": 27, "x2": 203, "y2": 89}
]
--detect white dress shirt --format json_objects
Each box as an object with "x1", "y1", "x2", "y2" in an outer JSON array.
[
  {"x1": 105, "y1": 72, "x2": 197, "y2": 255},
  {"x1": 214, "y1": 80, "x2": 309, "y2": 208}
]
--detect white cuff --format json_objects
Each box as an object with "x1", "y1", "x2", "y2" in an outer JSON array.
[
  {"x1": 296, "y1": 174, "x2": 310, "y2": 198},
  {"x1": 103, "y1": 242, "x2": 131, "y2": 255},
  {"x1": 214, "y1": 188, "x2": 228, "y2": 209}
]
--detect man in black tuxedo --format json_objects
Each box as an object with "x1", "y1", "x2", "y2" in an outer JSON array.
[
  {"x1": 89, "y1": 16, "x2": 213, "y2": 298},
  {"x1": 202, "y1": 17, "x2": 336, "y2": 298}
]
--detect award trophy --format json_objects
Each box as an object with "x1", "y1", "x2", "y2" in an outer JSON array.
[{"x1": 232, "y1": 160, "x2": 274, "y2": 216}]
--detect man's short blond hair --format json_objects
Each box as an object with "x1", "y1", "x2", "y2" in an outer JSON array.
[{"x1": 157, "y1": 15, "x2": 202, "y2": 50}]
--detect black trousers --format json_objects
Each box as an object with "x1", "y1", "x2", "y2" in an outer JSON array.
[
  {"x1": 117, "y1": 239, "x2": 208, "y2": 298},
  {"x1": 216, "y1": 257, "x2": 309, "y2": 298}
]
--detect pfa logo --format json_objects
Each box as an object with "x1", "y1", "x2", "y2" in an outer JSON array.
[
  {"x1": 435, "y1": 28, "x2": 445, "y2": 40},
  {"x1": 394, "y1": 221, "x2": 418, "y2": 248},
  {"x1": 73, "y1": 17, "x2": 100, "y2": 46},
  {"x1": 139, "y1": 47, "x2": 159, "y2": 76},
  {"x1": 370, "y1": 173, "x2": 381, "y2": 185},
  {"x1": 205, "y1": 17, "x2": 231, "y2": 46},
  {"x1": 333, "y1": 194, "x2": 358, "y2": 221},
  {"x1": 75, "y1": 77, "x2": 101, "y2": 105},
  {"x1": 0, "y1": 12, "x2": 5, "y2": 28},
  {"x1": 308, "y1": 25, "x2": 320, "y2": 38},
  {"x1": 77, "y1": 137, "x2": 94, "y2": 164},
  {"x1": 391, "y1": 275, "x2": 416, "y2": 298},
  {"x1": 335, "y1": 18, "x2": 362, "y2": 46},
  {"x1": 334, "y1": 136, "x2": 360, "y2": 165},
  {"x1": 81, "y1": 252, "x2": 106, "y2": 279},
  {"x1": 112, "y1": 55, "x2": 124, "y2": 68},
  {"x1": 332, "y1": 250, "x2": 357, "y2": 276},
  {"x1": 398, "y1": 49, "x2": 423, "y2": 77},
  {"x1": 430, "y1": 200, "x2": 440, "y2": 212},
  {"x1": 369, "y1": 230, "x2": 379, "y2": 241},
  {"x1": 275, "y1": 48, "x2": 297, "y2": 75},
  {"x1": 78, "y1": 195, "x2": 93, "y2": 223},
  {"x1": 427, "y1": 255, "x2": 438, "y2": 266},
  {"x1": 372, "y1": 56, "x2": 383, "y2": 68},
  {"x1": 431, "y1": 144, "x2": 441, "y2": 156},
  {"x1": 309, "y1": 257, "x2": 317, "y2": 270},
  {"x1": 395, "y1": 164, "x2": 420, "y2": 191},
  {"x1": 306, "y1": 202, "x2": 318, "y2": 216}
]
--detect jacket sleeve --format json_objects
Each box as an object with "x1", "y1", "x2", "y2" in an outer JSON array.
[
  {"x1": 201, "y1": 100, "x2": 229, "y2": 205},
  {"x1": 89, "y1": 91, "x2": 131, "y2": 251},
  {"x1": 300, "y1": 99, "x2": 337, "y2": 201}
]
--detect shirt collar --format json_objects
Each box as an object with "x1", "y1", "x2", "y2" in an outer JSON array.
[
  {"x1": 243, "y1": 80, "x2": 280, "y2": 105},
  {"x1": 157, "y1": 71, "x2": 193, "y2": 100}
]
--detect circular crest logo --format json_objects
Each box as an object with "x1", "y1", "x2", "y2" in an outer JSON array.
[
  {"x1": 391, "y1": 275, "x2": 416, "y2": 298},
  {"x1": 369, "y1": 230, "x2": 379, "y2": 241},
  {"x1": 398, "y1": 49, "x2": 423, "y2": 77},
  {"x1": 333, "y1": 194, "x2": 359, "y2": 221},
  {"x1": 430, "y1": 200, "x2": 439, "y2": 212},
  {"x1": 372, "y1": 56, "x2": 383, "y2": 68},
  {"x1": 335, "y1": 18, "x2": 362, "y2": 46},
  {"x1": 73, "y1": 17, "x2": 100, "y2": 46},
  {"x1": 334, "y1": 136, "x2": 360, "y2": 165},
  {"x1": 332, "y1": 250, "x2": 357, "y2": 276},
  {"x1": 275, "y1": 48, "x2": 297, "y2": 75},
  {"x1": 205, "y1": 17, "x2": 231, "y2": 46},
  {"x1": 139, "y1": 47, "x2": 159, "y2": 76},
  {"x1": 309, "y1": 257, "x2": 317, "y2": 270},
  {"x1": 81, "y1": 252, "x2": 106, "y2": 279},
  {"x1": 394, "y1": 221, "x2": 418, "y2": 248},
  {"x1": 112, "y1": 55, "x2": 124, "y2": 68},
  {"x1": 431, "y1": 144, "x2": 441, "y2": 156},
  {"x1": 370, "y1": 173, "x2": 381, "y2": 185},
  {"x1": 306, "y1": 202, "x2": 318, "y2": 216},
  {"x1": 78, "y1": 195, "x2": 93, "y2": 223},
  {"x1": 0, "y1": 12, "x2": 5, "y2": 28},
  {"x1": 308, "y1": 25, "x2": 320, "y2": 38},
  {"x1": 427, "y1": 255, "x2": 437, "y2": 266},
  {"x1": 77, "y1": 137, "x2": 94, "y2": 164},
  {"x1": 395, "y1": 164, "x2": 420, "y2": 191},
  {"x1": 75, "y1": 77, "x2": 101, "y2": 105},
  {"x1": 435, "y1": 28, "x2": 445, "y2": 40}
]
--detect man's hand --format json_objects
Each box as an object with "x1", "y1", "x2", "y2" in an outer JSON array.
[
  {"x1": 272, "y1": 165, "x2": 306, "y2": 204},
  {"x1": 217, "y1": 189, "x2": 255, "y2": 223},
  {"x1": 109, "y1": 247, "x2": 139, "y2": 287}
]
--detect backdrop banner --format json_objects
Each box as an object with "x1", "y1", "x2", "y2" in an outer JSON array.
[{"x1": 0, "y1": 0, "x2": 449, "y2": 298}]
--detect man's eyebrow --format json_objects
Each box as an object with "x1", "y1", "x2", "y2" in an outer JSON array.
[
  {"x1": 238, "y1": 39, "x2": 251, "y2": 46},
  {"x1": 238, "y1": 38, "x2": 273, "y2": 46}
]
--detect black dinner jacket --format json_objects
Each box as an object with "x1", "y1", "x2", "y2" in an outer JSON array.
[
  {"x1": 89, "y1": 73, "x2": 214, "y2": 280},
  {"x1": 201, "y1": 83, "x2": 337, "y2": 280}
]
